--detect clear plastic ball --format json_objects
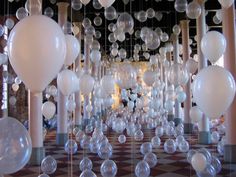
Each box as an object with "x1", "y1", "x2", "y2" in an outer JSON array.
[
  {"x1": 155, "y1": 127, "x2": 164, "y2": 137},
  {"x1": 80, "y1": 135, "x2": 91, "y2": 150},
  {"x1": 94, "y1": 16, "x2": 102, "y2": 26},
  {"x1": 64, "y1": 139, "x2": 78, "y2": 154},
  {"x1": 95, "y1": 31, "x2": 101, "y2": 39},
  {"x1": 117, "y1": 12, "x2": 134, "y2": 33},
  {"x1": 82, "y1": 18, "x2": 92, "y2": 28},
  {"x1": 143, "y1": 152, "x2": 158, "y2": 168},
  {"x1": 135, "y1": 160, "x2": 150, "y2": 177},
  {"x1": 164, "y1": 139, "x2": 177, "y2": 154},
  {"x1": 174, "y1": 0, "x2": 188, "y2": 13},
  {"x1": 80, "y1": 169, "x2": 97, "y2": 177},
  {"x1": 178, "y1": 140, "x2": 189, "y2": 152},
  {"x1": 104, "y1": 6, "x2": 117, "y2": 20},
  {"x1": 151, "y1": 136, "x2": 161, "y2": 148},
  {"x1": 186, "y1": 1, "x2": 201, "y2": 19},
  {"x1": 134, "y1": 130, "x2": 144, "y2": 141},
  {"x1": 137, "y1": 10, "x2": 148, "y2": 22},
  {"x1": 198, "y1": 148, "x2": 212, "y2": 164},
  {"x1": 16, "y1": 7, "x2": 28, "y2": 20},
  {"x1": 79, "y1": 157, "x2": 93, "y2": 171},
  {"x1": 93, "y1": 0, "x2": 102, "y2": 9},
  {"x1": 118, "y1": 134, "x2": 126, "y2": 144},
  {"x1": 41, "y1": 155, "x2": 57, "y2": 174},
  {"x1": 44, "y1": 7, "x2": 54, "y2": 18},
  {"x1": 100, "y1": 160, "x2": 117, "y2": 177},
  {"x1": 187, "y1": 149, "x2": 197, "y2": 163},
  {"x1": 146, "y1": 8, "x2": 155, "y2": 18},
  {"x1": 140, "y1": 142, "x2": 152, "y2": 155},
  {"x1": 72, "y1": 0, "x2": 82, "y2": 10},
  {"x1": 98, "y1": 142, "x2": 113, "y2": 159}
]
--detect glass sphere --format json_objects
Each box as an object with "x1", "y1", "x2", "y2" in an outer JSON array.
[
  {"x1": 167, "y1": 63, "x2": 189, "y2": 86},
  {"x1": 117, "y1": 12, "x2": 134, "y2": 33},
  {"x1": 118, "y1": 134, "x2": 126, "y2": 144},
  {"x1": 134, "y1": 130, "x2": 144, "y2": 141},
  {"x1": 151, "y1": 136, "x2": 161, "y2": 148},
  {"x1": 41, "y1": 155, "x2": 57, "y2": 174},
  {"x1": 178, "y1": 140, "x2": 189, "y2": 152},
  {"x1": 80, "y1": 169, "x2": 97, "y2": 177},
  {"x1": 64, "y1": 139, "x2": 78, "y2": 154},
  {"x1": 100, "y1": 160, "x2": 117, "y2": 177},
  {"x1": 5, "y1": 18, "x2": 15, "y2": 29},
  {"x1": 16, "y1": 7, "x2": 28, "y2": 20},
  {"x1": 44, "y1": 7, "x2": 54, "y2": 18},
  {"x1": 146, "y1": 8, "x2": 155, "y2": 18},
  {"x1": 164, "y1": 139, "x2": 177, "y2": 154},
  {"x1": 79, "y1": 157, "x2": 93, "y2": 171},
  {"x1": 186, "y1": 1, "x2": 201, "y2": 19},
  {"x1": 72, "y1": 0, "x2": 83, "y2": 10},
  {"x1": 135, "y1": 160, "x2": 150, "y2": 177},
  {"x1": 144, "y1": 152, "x2": 157, "y2": 168},
  {"x1": 187, "y1": 149, "x2": 197, "y2": 163},
  {"x1": 137, "y1": 10, "x2": 148, "y2": 22},
  {"x1": 173, "y1": 24, "x2": 181, "y2": 35},
  {"x1": 140, "y1": 142, "x2": 152, "y2": 155},
  {"x1": 104, "y1": 6, "x2": 117, "y2": 20},
  {"x1": 94, "y1": 16, "x2": 102, "y2": 26},
  {"x1": 98, "y1": 142, "x2": 113, "y2": 159},
  {"x1": 174, "y1": 0, "x2": 188, "y2": 13}
]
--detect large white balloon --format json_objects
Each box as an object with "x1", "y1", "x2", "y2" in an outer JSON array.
[
  {"x1": 79, "y1": 74, "x2": 95, "y2": 95},
  {"x1": 189, "y1": 106, "x2": 203, "y2": 123},
  {"x1": 64, "y1": 34, "x2": 80, "y2": 66},
  {"x1": 7, "y1": 15, "x2": 66, "y2": 93},
  {"x1": 218, "y1": 0, "x2": 234, "y2": 8},
  {"x1": 101, "y1": 75, "x2": 115, "y2": 95},
  {"x1": 143, "y1": 70, "x2": 156, "y2": 87},
  {"x1": 57, "y1": 69, "x2": 78, "y2": 96},
  {"x1": 192, "y1": 65, "x2": 236, "y2": 119},
  {"x1": 191, "y1": 153, "x2": 207, "y2": 172},
  {"x1": 42, "y1": 101, "x2": 56, "y2": 120},
  {"x1": 98, "y1": 0, "x2": 115, "y2": 8},
  {"x1": 201, "y1": 31, "x2": 226, "y2": 64}
]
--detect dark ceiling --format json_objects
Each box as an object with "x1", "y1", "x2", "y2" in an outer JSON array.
[{"x1": 0, "y1": 0, "x2": 229, "y2": 61}]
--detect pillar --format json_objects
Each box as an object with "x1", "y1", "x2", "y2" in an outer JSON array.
[
  {"x1": 28, "y1": 92, "x2": 45, "y2": 165},
  {"x1": 222, "y1": 3, "x2": 236, "y2": 162},
  {"x1": 28, "y1": 0, "x2": 45, "y2": 165},
  {"x1": 196, "y1": 0, "x2": 211, "y2": 144},
  {"x1": 180, "y1": 20, "x2": 193, "y2": 133},
  {"x1": 56, "y1": 2, "x2": 69, "y2": 145},
  {"x1": 172, "y1": 34, "x2": 182, "y2": 126},
  {"x1": 74, "y1": 23, "x2": 82, "y2": 127},
  {"x1": 82, "y1": 39, "x2": 91, "y2": 126}
]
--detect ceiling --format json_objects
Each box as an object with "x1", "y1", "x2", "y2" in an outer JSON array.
[{"x1": 0, "y1": 0, "x2": 229, "y2": 62}]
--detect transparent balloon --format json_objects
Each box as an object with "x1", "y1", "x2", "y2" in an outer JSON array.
[
  {"x1": 140, "y1": 142, "x2": 152, "y2": 155},
  {"x1": 186, "y1": 1, "x2": 201, "y2": 19},
  {"x1": 164, "y1": 139, "x2": 177, "y2": 154},
  {"x1": 80, "y1": 157, "x2": 93, "y2": 171},
  {"x1": 16, "y1": 7, "x2": 28, "y2": 20},
  {"x1": 104, "y1": 6, "x2": 117, "y2": 20},
  {"x1": 72, "y1": 0, "x2": 83, "y2": 10},
  {"x1": 100, "y1": 160, "x2": 117, "y2": 177},
  {"x1": 135, "y1": 160, "x2": 150, "y2": 177},
  {"x1": 41, "y1": 155, "x2": 57, "y2": 174},
  {"x1": 143, "y1": 152, "x2": 157, "y2": 168},
  {"x1": 117, "y1": 12, "x2": 134, "y2": 33},
  {"x1": 174, "y1": 0, "x2": 188, "y2": 13}
]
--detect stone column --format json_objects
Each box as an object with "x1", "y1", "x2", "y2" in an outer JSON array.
[
  {"x1": 172, "y1": 34, "x2": 182, "y2": 126},
  {"x1": 28, "y1": 0, "x2": 45, "y2": 165},
  {"x1": 222, "y1": 3, "x2": 236, "y2": 162},
  {"x1": 83, "y1": 38, "x2": 91, "y2": 126},
  {"x1": 196, "y1": 0, "x2": 211, "y2": 144},
  {"x1": 180, "y1": 20, "x2": 193, "y2": 133},
  {"x1": 56, "y1": 2, "x2": 69, "y2": 145},
  {"x1": 74, "y1": 23, "x2": 82, "y2": 127}
]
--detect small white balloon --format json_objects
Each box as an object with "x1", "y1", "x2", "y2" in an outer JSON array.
[
  {"x1": 64, "y1": 34, "x2": 80, "y2": 66},
  {"x1": 42, "y1": 101, "x2": 56, "y2": 120},
  {"x1": 191, "y1": 153, "x2": 207, "y2": 172}
]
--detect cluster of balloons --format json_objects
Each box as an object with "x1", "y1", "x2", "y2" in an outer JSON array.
[{"x1": 188, "y1": 148, "x2": 222, "y2": 176}]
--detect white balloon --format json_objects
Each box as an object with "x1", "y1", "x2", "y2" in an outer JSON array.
[
  {"x1": 64, "y1": 34, "x2": 80, "y2": 66},
  {"x1": 7, "y1": 15, "x2": 66, "y2": 93},
  {"x1": 143, "y1": 70, "x2": 156, "y2": 87},
  {"x1": 192, "y1": 66, "x2": 236, "y2": 119},
  {"x1": 90, "y1": 50, "x2": 101, "y2": 64},
  {"x1": 191, "y1": 153, "x2": 207, "y2": 172},
  {"x1": 80, "y1": 0, "x2": 91, "y2": 5},
  {"x1": 79, "y1": 74, "x2": 95, "y2": 95},
  {"x1": 12, "y1": 83, "x2": 19, "y2": 92},
  {"x1": 218, "y1": 0, "x2": 234, "y2": 8},
  {"x1": 98, "y1": 0, "x2": 115, "y2": 8},
  {"x1": 101, "y1": 75, "x2": 115, "y2": 94},
  {"x1": 42, "y1": 101, "x2": 56, "y2": 120},
  {"x1": 201, "y1": 31, "x2": 226, "y2": 64},
  {"x1": 189, "y1": 106, "x2": 203, "y2": 123},
  {"x1": 57, "y1": 69, "x2": 78, "y2": 96}
]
